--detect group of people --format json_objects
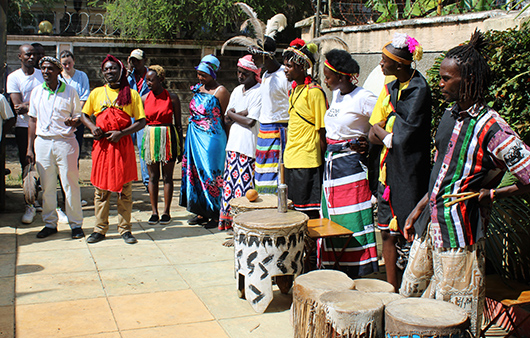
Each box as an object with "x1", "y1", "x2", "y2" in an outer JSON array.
[
  {"x1": 4, "y1": 46, "x2": 183, "y2": 244},
  {"x1": 3, "y1": 28, "x2": 530, "y2": 336}
]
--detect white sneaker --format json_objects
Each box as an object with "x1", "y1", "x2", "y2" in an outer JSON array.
[
  {"x1": 56, "y1": 208, "x2": 69, "y2": 224},
  {"x1": 22, "y1": 205, "x2": 36, "y2": 224},
  {"x1": 81, "y1": 200, "x2": 88, "y2": 207}
]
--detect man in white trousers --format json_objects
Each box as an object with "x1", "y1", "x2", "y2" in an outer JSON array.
[{"x1": 27, "y1": 56, "x2": 84, "y2": 239}]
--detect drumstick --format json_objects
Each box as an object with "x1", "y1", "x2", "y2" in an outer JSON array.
[
  {"x1": 444, "y1": 192, "x2": 480, "y2": 207},
  {"x1": 442, "y1": 192, "x2": 476, "y2": 198}
]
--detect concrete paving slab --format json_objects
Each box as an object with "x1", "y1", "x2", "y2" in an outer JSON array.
[
  {"x1": 98, "y1": 265, "x2": 189, "y2": 297},
  {"x1": 15, "y1": 298, "x2": 118, "y2": 338},
  {"x1": 0, "y1": 234, "x2": 16, "y2": 254},
  {"x1": 0, "y1": 305, "x2": 14, "y2": 338},
  {"x1": 194, "y1": 284, "x2": 257, "y2": 319},
  {"x1": 120, "y1": 321, "x2": 229, "y2": 338},
  {"x1": 0, "y1": 277, "x2": 14, "y2": 306},
  {"x1": 16, "y1": 230, "x2": 87, "y2": 253},
  {"x1": 108, "y1": 290, "x2": 213, "y2": 330},
  {"x1": 219, "y1": 311, "x2": 293, "y2": 338},
  {"x1": 0, "y1": 254, "x2": 16, "y2": 278},
  {"x1": 158, "y1": 238, "x2": 233, "y2": 265},
  {"x1": 88, "y1": 242, "x2": 171, "y2": 271},
  {"x1": 16, "y1": 248, "x2": 96, "y2": 276},
  {"x1": 16, "y1": 270, "x2": 104, "y2": 305},
  {"x1": 177, "y1": 260, "x2": 235, "y2": 289}
]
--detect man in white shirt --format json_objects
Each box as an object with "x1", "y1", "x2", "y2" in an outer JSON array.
[
  {"x1": 0, "y1": 95, "x2": 15, "y2": 143},
  {"x1": 6, "y1": 44, "x2": 44, "y2": 224},
  {"x1": 27, "y1": 57, "x2": 84, "y2": 239},
  {"x1": 251, "y1": 37, "x2": 291, "y2": 194}
]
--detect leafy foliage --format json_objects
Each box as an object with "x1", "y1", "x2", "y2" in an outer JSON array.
[
  {"x1": 366, "y1": 0, "x2": 498, "y2": 23},
  {"x1": 89, "y1": 0, "x2": 311, "y2": 41},
  {"x1": 427, "y1": 22, "x2": 530, "y2": 143},
  {"x1": 7, "y1": 0, "x2": 60, "y2": 34}
]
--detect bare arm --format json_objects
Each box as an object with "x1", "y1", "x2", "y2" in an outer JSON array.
[
  {"x1": 10, "y1": 93, "x2": 29, "y2": 115},
  {"x1": 81, "y1": 113, "x2": 103, "y2": 139},
  {"x1": 319, "y1": 128, "x2": 327, "y2": 157},
  {"x1": 107, "y1": 118, "x2": 146, "y2": 143},
  {"x1": 403, "y1": 193, "x2": 429, "y2": 242},
  {"x1": 368, "y1": 122, "x2": 389, "y2": 146},
  {"x1": 26, "y1": 116, "x2": 37, "y2": 164},
  {"x1": 226, "y1": 109, "x2": 256, "y2": 128}
]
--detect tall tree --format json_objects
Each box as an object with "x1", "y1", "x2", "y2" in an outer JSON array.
[{"x1": 92, "y1": 0, "x2": 312, "y2": 41}]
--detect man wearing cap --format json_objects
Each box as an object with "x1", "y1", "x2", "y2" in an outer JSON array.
[
  {"x1": 368, "y1": 33, "x2": 432, "y2": 291},
  {"x1": 6, "y1": 44, "x2": 44, "y2": 224},
  {"x1": 127, "y1": 48, "x2": 150, "y2": 190},
  {"x1": 26, "y1": 57, "x2": 84, "y2": 239}
]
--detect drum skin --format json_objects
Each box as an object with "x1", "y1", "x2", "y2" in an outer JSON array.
[
  {"x1": 385, "y1": 298, "x2": 470, "y2": 337},
  {"x1": 353, "y1": 278, "x2": 395, "y2": 293}
]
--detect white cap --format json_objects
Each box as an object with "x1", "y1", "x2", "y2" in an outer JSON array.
[{"x1": 129, "y1": 49, "x2": 145, "y2": 60}]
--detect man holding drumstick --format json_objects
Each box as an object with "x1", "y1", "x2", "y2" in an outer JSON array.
[{"x1": 401, "y1": 30, "x2": 530, "y2": 336}]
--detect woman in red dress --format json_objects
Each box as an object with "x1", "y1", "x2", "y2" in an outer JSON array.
[{"x1": 141, "y1": 65, "x2": 183, "y2": 225}]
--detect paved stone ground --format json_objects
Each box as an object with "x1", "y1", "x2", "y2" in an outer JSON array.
[
  {"x1": 0, "y1": 158, "x2": 510, "y2": 337},
  {"x1": 1, "y1": 159, "x2": 294, "y2": 338}
]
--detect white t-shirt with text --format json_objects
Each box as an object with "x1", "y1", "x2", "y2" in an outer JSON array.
[
  {"x1": 258, "y1": 66, "x2": 291, "y2": 124},
  {"x1": 325, "y1": 87, "x2": 377, "y2": 141}
]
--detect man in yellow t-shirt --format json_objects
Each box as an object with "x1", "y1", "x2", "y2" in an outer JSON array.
[
  {"x1": 283, "y1": 40, "x2": 328, "y2": 218},
  {"x1": 81, "y1": 55, "x2": 146, "y2": 245},
  {"x1": 368, "y1": 33, "x2": 431, "y2": 292}
]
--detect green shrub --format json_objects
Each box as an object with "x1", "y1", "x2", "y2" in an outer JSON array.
[{"x1": 427, "y1": 21, "x2": 530, "y2": 143}]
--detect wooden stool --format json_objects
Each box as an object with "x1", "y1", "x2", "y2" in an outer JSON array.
[
  {"x1": 233, "y1": 209, "x2": 308, "y2": 313},
  {"x1": 385, "y1": 298, "x2": 469, "y2": 338},
  {"x1": 318, "y1": 290, "x2": 385, "y2": 338},
  {"x1": 292, "y1": 270, "x2": 355, "y2": 338}
]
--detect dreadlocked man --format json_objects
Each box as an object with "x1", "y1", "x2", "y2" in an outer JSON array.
[
  {"x1": 401, "y1": 30, "x2": 530, "y2": 336},
  {"x1": 282, "y1": 39, "x2": 328, "y2": 218},
  {"x1": 81, "y1": 55, "x2": 146, "y2": 245}
]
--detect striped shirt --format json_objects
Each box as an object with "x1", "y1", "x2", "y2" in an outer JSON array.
[{"x1": 429, "y1": 103, "x2": 530, "y2": 248}]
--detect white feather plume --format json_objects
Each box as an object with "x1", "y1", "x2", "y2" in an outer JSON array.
[
  {"x1": 235, "y1": 2, "x2": 258, "y2": 19},
  {"x1": 391, "y1": 33, "x2": 409, "y2": 48},
  {"x1": 265, "y1": 13, "x2": 287, "y2": 38},
  {"x1": 221, "y1": 36, "x2": 259, "y2": 54}
]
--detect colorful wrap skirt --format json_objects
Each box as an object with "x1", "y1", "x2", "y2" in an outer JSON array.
[
  {"x1": 254, "y1": 122, "x2": 287, "y2": 194},
  {"x1": 219, "y1": 151, "x2": 255, "y2": 230},
  {"x1": 140, "y1": 125, "x2": 180, "y2": 165},
  {"x1": 318, "y1": 142, "x2": 379, "y2": 278}
]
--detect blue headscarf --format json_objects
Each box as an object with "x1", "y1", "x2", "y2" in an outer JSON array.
[{"x1": 195, "y1": 54, "x2": 220, "y2": 80}]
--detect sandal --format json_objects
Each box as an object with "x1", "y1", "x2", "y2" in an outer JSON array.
[{"x1": 188, "y1": 215, "x2": 208, "y2": 225}]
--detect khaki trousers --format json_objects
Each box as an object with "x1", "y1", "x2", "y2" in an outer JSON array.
[{"x1": 93, "y1": 182, "x2": 132, "y2": 235}]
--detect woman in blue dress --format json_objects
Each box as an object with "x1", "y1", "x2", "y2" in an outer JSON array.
[{"x1": 180, "y1": 55, "x2": 230, "y2": 228}]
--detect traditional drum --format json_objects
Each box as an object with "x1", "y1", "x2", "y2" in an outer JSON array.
[
  {"x1": 229, "y1": 194, "x2": 293, "y2": 216},
  {"x1": 318, "y1": 290, "x2": 385, "y2": 338},
  {"x1": 292, "y1": 270, "x2": 355, "y2": 338},
  {"x1": 233, "y1": 209, "x2": 308, "y2": 313},
  {"x1": 353, "y1": 278, "x2": 395, "y2": 293},
  {"x1": 385, "y1": 298, "x2": 470, "y2": 338}
]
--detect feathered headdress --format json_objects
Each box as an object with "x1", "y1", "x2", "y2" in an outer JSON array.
[
  {"x1": 221, "y1": 3, "x2": 287, "y2": 58},
  {"x1": 383, "y1": 32, "x2": 423, "y2": 65},
  {"x1": 283, "y1": 36, "x2": 349, "y2": 70}
]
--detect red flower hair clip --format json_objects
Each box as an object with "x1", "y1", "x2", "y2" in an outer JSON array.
[{"x1": 289, "y1": 38, "x2": 305, "y2": 48}]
